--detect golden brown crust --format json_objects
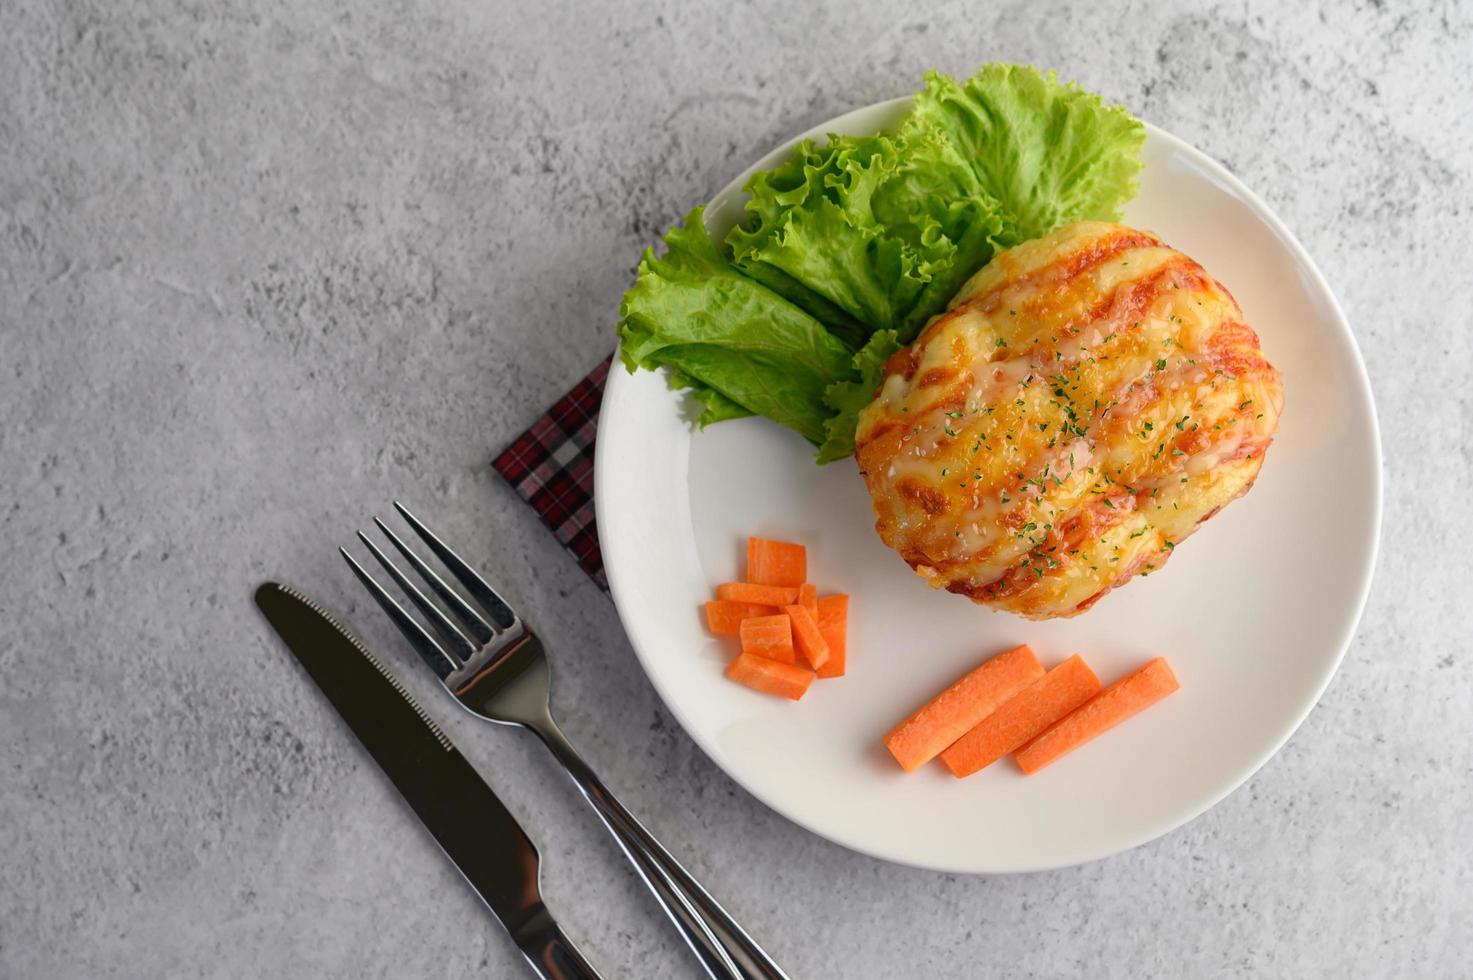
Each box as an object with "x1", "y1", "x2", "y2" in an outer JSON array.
[{"x1": 855, "y1": 222, "x2": 1284, "y2": 619}]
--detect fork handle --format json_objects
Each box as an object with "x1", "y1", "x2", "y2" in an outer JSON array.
[{"x1": 533, "y1": 718, "x2": 790, "y2": 980}]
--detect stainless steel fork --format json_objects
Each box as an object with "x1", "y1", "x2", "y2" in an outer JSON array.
[{"x1": 342, "y1": 502, "x2": 789, "y2": 980}]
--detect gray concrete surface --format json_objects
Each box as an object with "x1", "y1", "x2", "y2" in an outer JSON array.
[{"x1": 2, "y1": 1, "x2": 1469, "y2": 977}]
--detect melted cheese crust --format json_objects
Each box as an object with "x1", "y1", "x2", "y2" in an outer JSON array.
[{"x1": 855, "y1": 222, "x2": 1283, "y2": 619}]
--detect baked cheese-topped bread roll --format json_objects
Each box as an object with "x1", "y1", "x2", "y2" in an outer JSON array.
[{"x1": 855, "y1": 221, "x2": 1283, "y2": 619}]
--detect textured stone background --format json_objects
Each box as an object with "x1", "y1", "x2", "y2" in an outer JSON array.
[{"x1": 2, "y1": 1, "x2": 1469, "y2": 977}]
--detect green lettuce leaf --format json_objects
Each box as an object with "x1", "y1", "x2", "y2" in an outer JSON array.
[
  {"x1": 870, "y1": 122, "x2": 1007, "y2": 334},
  {"x1": 902, "y1": 64, "x2": 1145, "y2": 245},
  {"x1": 618, "y1": 207, "x2": 854, "y2": 444},
  {"x1": 666, "y1": 367, "x2": 753, "y2": 425},
  {"x1": 816, "y1": 329, "x2": 903, "y2": 463},
  {"x1": 726, "y1": 250, "x2": 873, "y2": 351},
  {"x1": 727, "y1": 130, "x2": 1004, "y2": 346}
]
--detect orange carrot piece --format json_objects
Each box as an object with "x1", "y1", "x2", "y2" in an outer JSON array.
[
  {"x1": 725, "y1": 652, "x2": 814, "y2": 700},
  {"x1": 815, "y1": 594, "x2": 848, "y2": 678},
  {"x1": 783, "y1": 604, "x2": 830, "y2": 670},
  {"x1": 739, "y1": 614, "x2": 796, "y2": 665},
  {"x1": 716, "y1": 582, "x2": 800, "y2": 606},
  {"x1": 1014, "y1": 658, "x2": 1179, "y2": 775},
  {"x1": 940, "y1": 655, "x2": 1101, "y2": 778},
  {"x1": 798, "y1": 583, "x2": 819, "y2": 621},
  {"x1": 704, "y1": 600, "x2": 778, "y2": 637},
  {"x1": 883, "y1": 645, "x2": 1044, "y2": 772},
  {"x1": 746, "y1": 537, "x2": 807, "y2": 588}
]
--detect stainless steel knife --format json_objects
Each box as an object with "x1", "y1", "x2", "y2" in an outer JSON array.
[{"x1": 255, "y1": 582, "x2": 602, "y2": 980}]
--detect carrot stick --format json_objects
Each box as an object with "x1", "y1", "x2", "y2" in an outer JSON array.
[
  {"x1": 725, "y1": 652, "x2": 814, "y2": 700},
  {"x1": 1014, "y1": 658, "x2": 1179, "y2": 775},
  {"x1": 940, "y1": 655, "x2": 1101, "y2": 777},
  {"x1": 746, "y1": 537, "x2": 806, "y2": 588},
  {"x1": 783, "y1": 604, "x2": 830, "y2": 670},
  {"x1": 739, "y1": 614, "x2": 796, "y2": 665},
  {"x1": 716, "y1": 582, "x2": 800, "y2": 606},
  {"x1": 798, "y1": 583, "x2": 819, "y2": 622},
  {"x1": 815, "y1": 594, "x2": 848, "y2": 678},
  {"x1": 883, "y1": 645, "x2": 1044, "y2": 772},
  {"x1": 704, "y1": 600, "x2": 778, "y2": 637}
]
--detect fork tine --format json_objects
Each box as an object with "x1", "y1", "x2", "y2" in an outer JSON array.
[
  {"x1": 355, "y1": 531, "x2": 477, "y2": 661},
  {"x1": 340, "y1": 547, "x2": 460, "y2": 679},
  {"x1": 373, "y1": 517, "x2": 496, "y2": 646},
  {"x1": 393, "y1": 501, "x2": 520, "y2": 632}
]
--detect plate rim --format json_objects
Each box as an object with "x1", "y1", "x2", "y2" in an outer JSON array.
[{"x1": 595, "y1": 98, "x2": 1383, "y2": 873}]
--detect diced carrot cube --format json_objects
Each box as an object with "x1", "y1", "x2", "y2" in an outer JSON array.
[
  {"x1": 815, "y1": 595, "x2": 847, "y2": 678},
  {"x1": 716, "y1": 582, "x2": 800, "y2": 606},
  {"x1": 725, "y1": 652, "x2": 814, "y2": 700},
  {"x1": 783, "y1": 604, "x2": 830, "y2": 671},
  {"x1": 739, "y1": 614, "x2": 796, "y2": 665},
  {"x1": 704, "y1": 600, "x2": 778, "y2": 637},
  {"x1": 798, "y1": 583, "x2": 818, "y2": 621},
  {"x1": 746, "y1": 537, "x2": 806, "y2": 588}
]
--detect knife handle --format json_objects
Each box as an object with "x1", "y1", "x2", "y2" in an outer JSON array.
[
  {"x1": 516, "y1": 906, "x2": 603, "y2": 980},
  {"x1": 534, "y1": 718, "x2": 789, "y2": 980}
]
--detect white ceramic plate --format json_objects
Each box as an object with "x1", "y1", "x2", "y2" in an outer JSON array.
[{"x1": 596, "y1": 98, "x2": 1381, "y2": 873}]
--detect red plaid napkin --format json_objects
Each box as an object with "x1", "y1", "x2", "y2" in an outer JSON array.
[{"x1": 492, "y1": 356, "x2": 612, "y2": 590}]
